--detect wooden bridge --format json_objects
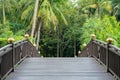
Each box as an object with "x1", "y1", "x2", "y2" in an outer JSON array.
[{"x1": 0, "y1": 38, "x2": 120, "y2": 80}]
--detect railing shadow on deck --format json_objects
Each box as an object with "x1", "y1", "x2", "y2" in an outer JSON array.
[
  {"x1": 0, "y1": 39, "x2": 39, "y2": 80},
  {"x1": 80, "y1": 38, "x2": 120, "y2": 80}
]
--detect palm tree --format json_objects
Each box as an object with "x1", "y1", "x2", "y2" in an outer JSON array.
[
  {"x1": 13, "y1": 0, "x2": 67, "y2": 53},
  {"x1": 1, "y1": 0, "x2": 18, "y2": 24},
  {"x1": 78, "y1": 0, "x2": 112, "y2": 18},
  {"x1": 112, "y1": 0, "x2": 120, "y2": 20},
  {"x1": 31, "y1": 0, "x2": 39, "y2": 38},
  {"x1": 34, "y1": 0, "x2": 68, "y2": 51}
]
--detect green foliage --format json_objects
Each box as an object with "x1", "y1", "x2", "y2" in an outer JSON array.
[
  {"x1": 10, "y1": 23, "x2": 24, "y2": 33},
  {"x1": 0, "y1": 38, "x2": 8, "y2": 47},
  {"x1": 112, "y1": 0, "x2": 120, "y2": 16},
  {"x1": 1, "y1": 0, "x2": 120, "y2": 57},
  {"x1": 0, "y1": 22, "x2": 25, "y2": 47},
  {"x1": 81, "y1": 15, "x2": 120, "y2": 47},
  {"x1": 0, "y1": 22, "x2": 13, "y2": 37}
]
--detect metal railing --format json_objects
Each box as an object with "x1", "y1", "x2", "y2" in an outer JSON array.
[
  {"x1": 81, "y1": 39, "x2": 120, "y2": 80},
  {"x1": 0, "y1": 39, "x2": 39, "y2": 80}
]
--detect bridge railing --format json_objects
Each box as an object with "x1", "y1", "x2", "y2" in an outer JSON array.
[
  {"x1": 0, "y1": 38, "x2": 39, "y2": 79},
  {"x1": 81, "y1": 37, "x2": 120, "y2": 80}
]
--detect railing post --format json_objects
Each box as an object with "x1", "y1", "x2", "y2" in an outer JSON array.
[
  {"x1": 12, "y1": 43, "x2": 15, "y2": 72},
  {"x1": 24, "y1": 34, "x2": 29, "y2": 57},
  {"x1": 91, "y1": 34, "x2": 95, "y2": 56},
  {"x1": 106, "y1": 38, "x2": 113, "y2": 72},
  {"x1": 8, "y1": 37, "x2": 15, "y2": 72}
]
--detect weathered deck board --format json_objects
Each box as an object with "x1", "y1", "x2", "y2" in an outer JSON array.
[{"x1": 6, "y1": 58, "x2": 115, "y2": 80}]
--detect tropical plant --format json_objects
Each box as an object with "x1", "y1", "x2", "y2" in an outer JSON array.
[{"x1": 81, "y1": 15, "x2": 120, "y2": 48}]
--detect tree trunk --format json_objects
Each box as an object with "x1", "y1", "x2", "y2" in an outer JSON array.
[
  {"x1": 74, "y1": 36, "x2": 76, "y2": 57},
  {"x1": 36, "y1": 20, "x2": 42, "y2": 50},
  {"x1": 2, "y1": 0, "x2": 6, "y2": 24},
  {"x1": 60, "y1": 44, "x2": 62, "y2": 57},
  {"x1": 97, "y1": 2, "x2": 100, "y2": 18},
  {"x1": 57, "y1": 26, "x2": 60, "y2": 57},
  {"x1": 31, "y1": 0, "x2": 39, "y2": 37},
  {"x1": 59, "y1": 26, "x2": 62, "y2": 57}
]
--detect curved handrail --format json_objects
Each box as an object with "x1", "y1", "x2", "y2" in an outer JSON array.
[
  {"x1": 0, "y1": 39, "x2": 39, "y2": 79},
  {"x1": 80, "y1": 40, "x2": 93, "y2": 57},
  {"x1": 81, "y1": 39, "x2": 120, "y2": 80}
]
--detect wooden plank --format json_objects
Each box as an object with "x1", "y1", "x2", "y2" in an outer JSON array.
[{"x1": 6, "y1": 58, "x2": 115, "y2": 80}]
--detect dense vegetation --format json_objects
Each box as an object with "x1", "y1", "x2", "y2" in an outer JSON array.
[{"x1": 0, "y1": 0, "x2": 120, "y2": 57}]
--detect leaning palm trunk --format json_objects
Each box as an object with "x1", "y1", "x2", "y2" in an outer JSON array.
[
  {"x1": 36, "y1": 20, "x2": 42, "y2": 50},
  {"x1": 31, "y1": 0, "x2": 39, "y2": 37}
]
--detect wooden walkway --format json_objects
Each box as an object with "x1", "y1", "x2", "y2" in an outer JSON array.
[{"x1": 6, "y1": 58, "x2": 115, "y2": 80}]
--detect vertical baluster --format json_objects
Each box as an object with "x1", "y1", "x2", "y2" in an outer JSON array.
[
  {"x1": 24, "y1": 34, "x2": 29, "y2": 57},
  {"x1": 106, "y1": 38, "x2": 113, "y2": 72},
  {"x1": 8, "y1": 37, "x2": 15, "y2": 72},
  {"x1": 12, "y1": 43, "x2": 15, "y2": 72},
  {"x1": 91, "y1": 33, "x2": 95, "y2": 57}
]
